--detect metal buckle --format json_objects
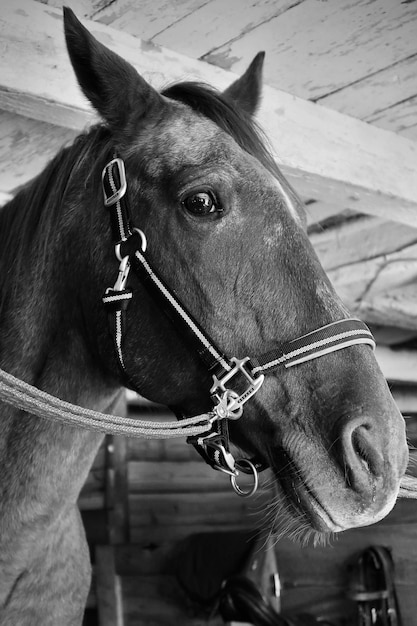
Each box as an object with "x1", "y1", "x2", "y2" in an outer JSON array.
[
  {"x1": 196, "y1": 431, "x2": 237, "y2": 476},
  {"x1": 210, "y1": 357, "x2": 264, "y2": 421},
  {"x1": 102, "y1": 158, "x2": 127, "y2": 207}
]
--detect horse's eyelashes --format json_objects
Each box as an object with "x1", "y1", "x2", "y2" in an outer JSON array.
[{"x1": 181, "y1": 190, "x2": 222, "y2": 217}]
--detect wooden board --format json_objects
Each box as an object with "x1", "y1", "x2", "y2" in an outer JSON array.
[
  {"x1": 200, "y1": 0, "x2": 417, "y2": 101},
  {"x1": 368, "y1": 94, "x2": 417, "y2": 142},
  {"x1": 93, "y1": 0, "x2": 210, "y2": 40},
  {"x1": 129, "y1": 491, "x2": 270, "y2": 528},
  {"x1": 325, "y1": 241, "x2": 417, "y2": 311},
  {"x1": 96, "y1": 545, "x2": 124, "y2": 626},
  {"x1": 128, "y1": 461, "x2": 237, "y2": 493},
  {"x1": 0, "y1": 111, "x2": 77, "y2": 194},
  {"x1": 311, "y1": 216, "x2": 417, "y2": 272},
  {"x1": 320, "y1": 53, "x2": 417, "y2": 121},
  {"x1": 357, "y1": 283, "x2": 417, "y2": 331}
]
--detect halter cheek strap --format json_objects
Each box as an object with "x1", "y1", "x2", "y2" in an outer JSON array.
[{"x1": 101, "y1": 156, "x2": 376, "y2": 497}]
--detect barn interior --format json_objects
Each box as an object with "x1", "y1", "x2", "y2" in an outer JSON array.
[{"x1": 1, "y1": 1, "x2": 417, "y2": 625}]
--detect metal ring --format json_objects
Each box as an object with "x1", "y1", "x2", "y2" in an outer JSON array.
[
  {"x1": 132, "y1": 228, "x2": 147, "y2": 252},
  {"x1": 230, "y1": 458, "x2": 259, "y2": 498},
  {"x1": 115, "y1": 229, "x2": 147, "y2": 262}
]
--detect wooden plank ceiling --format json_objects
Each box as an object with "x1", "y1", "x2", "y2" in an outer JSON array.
[{"x1": 1, "y1": 0, "x2": 417, "y2": 371}]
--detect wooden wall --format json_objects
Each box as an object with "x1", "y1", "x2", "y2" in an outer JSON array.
[{"x1": 78, "y1": 391, "x2": 417, "y2": 626}]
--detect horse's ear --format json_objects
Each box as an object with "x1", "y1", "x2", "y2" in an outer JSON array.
[
  {"x1": 63, "y1": 7, "x2": 163, "y2": 131},
  {"x1": 223, "y1": 52, "x2": 265, "y2": 116}
]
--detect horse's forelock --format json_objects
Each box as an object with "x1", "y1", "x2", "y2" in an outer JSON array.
[{"x1": 162, "y1": 82, "x2": 280, "y2": 180}]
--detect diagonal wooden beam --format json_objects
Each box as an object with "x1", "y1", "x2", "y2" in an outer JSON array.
[
  {"x1": 311, "y1": 216, "x2": 417, "y2": 271},
  {"x1": 0, "y1": 0, "x2": 416, "y2": 226}
]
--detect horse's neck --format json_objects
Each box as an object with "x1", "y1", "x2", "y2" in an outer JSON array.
[{"x1": 0, "y1": 248, "x2": 120, "y2": 538}]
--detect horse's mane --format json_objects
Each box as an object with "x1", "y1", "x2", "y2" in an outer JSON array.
[
  {"x1": 0, "y1": 125, "x2": 112, "y2": 313},
  {"x1": 0, "y1": 81, "x2": 278, "y2": 313}
]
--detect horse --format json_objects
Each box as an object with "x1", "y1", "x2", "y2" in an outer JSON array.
[{"x1": 0, "y1": 7, "x2": 408, "y2": 625}]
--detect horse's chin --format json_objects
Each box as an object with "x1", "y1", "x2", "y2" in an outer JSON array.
[
  {"x1": 264, "y1": 444, "x2": 346, "y2": 536},
  {"x1": 271, "y1": 465, "x2": 345, "y2": 534}
]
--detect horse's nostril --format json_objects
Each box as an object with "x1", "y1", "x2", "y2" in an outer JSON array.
[
  {"x1": 339, "y1": 420, "x2": 387, "y2": 496},
  {"x1": 351, "y1": 425, "x2": 384, "y2": 479}
]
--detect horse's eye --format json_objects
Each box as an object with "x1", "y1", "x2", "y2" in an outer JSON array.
[{"x1": 182, "y1": 191, "x2": 220, "y2": 216}]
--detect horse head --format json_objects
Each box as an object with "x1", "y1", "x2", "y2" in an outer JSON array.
[{"x1": 63, "y1": 9, "x2": 408, "y2": 538}]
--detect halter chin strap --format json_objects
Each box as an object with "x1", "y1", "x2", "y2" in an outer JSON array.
[{"x1": 101, "y1": 156, "x2": 376, "y2": 497}]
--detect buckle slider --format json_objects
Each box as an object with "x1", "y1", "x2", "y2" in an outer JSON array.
[
  {"x1": 210, "y1": 357, "x2": 264, "y2": 421},
  {"x1": 102, "y1": 158, "x2": 127, "y2": 207}
]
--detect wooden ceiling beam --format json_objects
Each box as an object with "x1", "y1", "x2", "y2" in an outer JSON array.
[
  {"x1": 0, "y1": 0, "x2": 416, "y2": 226},
  {"x1": 311, "y1": 216, "x2": 417, "y2": 271},
  {"x1": 327, "y1": 242, "x2": 417, "y2": 302},
  {"x1": 356, "y1": 284, "x2": 417, "y2": 331},
  {"x1": 0, "y1": 111, "x2": 77, "y2": 194}
]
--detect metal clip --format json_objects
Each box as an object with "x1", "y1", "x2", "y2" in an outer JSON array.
[
  {"x1": 113, "y1": 256, "x2": 130, "y2": 292},
  {"x1": 210, "y1": 357, "x2": 265, "y2": 421},
  {"x1": 197, "y1": 431, "x2": 237, "y2": 476}
]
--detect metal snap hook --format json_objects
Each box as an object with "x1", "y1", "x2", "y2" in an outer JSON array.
[
  {"x1": 230, "y1": 458, "x2": 259, "y2": 497},
  {"x1": 113, "y1": 255, "x2": 130, "y2": 291}
]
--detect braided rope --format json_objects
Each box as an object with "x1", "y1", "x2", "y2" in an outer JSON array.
[{"x1": 0, "y1": 367, "x2": 211, "y2": 439}]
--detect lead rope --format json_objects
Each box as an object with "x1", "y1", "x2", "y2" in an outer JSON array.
[{"x1": 0, "y1": 367, "x2": 213, "y2": 439}]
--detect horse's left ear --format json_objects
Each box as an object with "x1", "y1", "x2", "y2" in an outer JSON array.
[
  {"x1": 63, "y1": 7, "x2": 164, "y2": 132},
  {"x1": 223, "y1": 52, "x2": 265, "y2": 116}
]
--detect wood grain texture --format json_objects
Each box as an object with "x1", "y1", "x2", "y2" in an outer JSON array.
[
  {"x1": 128, "y1": 460, "x2": 235, "y2": 493},
  {"x1": 201, "y1": 0, "x2": 417, "y2": 100},
  {"x1": 311, "y1": 216, "x2": 417, "y2": 272},
  {"x1": 152, "y1": 0, "x2": 298, "y2": 59},
  {"x1": 367, "y1": 94, "x2": 417, "y2": 141},
  {"x1": 326, "y1": 241, "x2": 417, "y2": 304},
  {"x1": 319, "y1": 53, "x2": 417, "y2": 119},
  {"x1": 94, "y1": 0, "x2": 209, "y2": 40},
  {"x1": 0, "y1": 111, "x2": 77, "y2": 193},
  {"x1": 358, "y1": 283, "x2": 417, "y2": 331},
  {"x1": 96, "y1": 546, "x2": 124, "y2": 626},
  {"x1": 129, "y1": 491, "x2": 270, "y2": 528}
]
